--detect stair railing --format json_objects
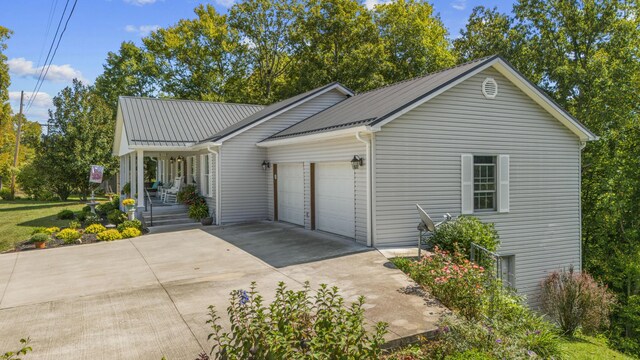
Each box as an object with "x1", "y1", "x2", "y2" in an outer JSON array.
[{"x1": 144, "y1": 188, "x2": 153, "y2": 227}]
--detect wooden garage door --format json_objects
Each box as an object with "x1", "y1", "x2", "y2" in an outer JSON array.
[
  {"x1": 277, "y1": 163, "x2": 304, "y2": 226},
  {"x1": 315, "y1": 162, "x2": 355, "y2": 238}
]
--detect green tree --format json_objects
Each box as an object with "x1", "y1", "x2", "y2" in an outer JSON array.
[
  {"x1": 0, "y1": 26, "x2": 13, "y2": 191},
  {"x1": 35, "y1": 80, "x2": 117, "y2": 200},
  {"x1": 374, "y1": 0, "x2": 455, "y2": 83},
  {"x1": 291, "y1": 0, "x2": 384, "y2": 94},
  {"x1": 94, "y1": 41, "x2": 158, "y2": 112}
]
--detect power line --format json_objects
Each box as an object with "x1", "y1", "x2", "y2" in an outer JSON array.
[
  {"x1": 34, "y1": 0, "x2": 60, "y2": 70},
  {"x1": 25, "y1": 0, "x2": 74, "y2": 112}
]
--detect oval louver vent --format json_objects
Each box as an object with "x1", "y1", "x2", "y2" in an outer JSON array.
[{"x1": 482, "y1": 77, "x2": 498, "y2": 99}]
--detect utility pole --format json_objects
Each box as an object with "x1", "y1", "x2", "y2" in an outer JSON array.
[{"x1": 10, "y1": 90, "x2": 24, "y2": 197}]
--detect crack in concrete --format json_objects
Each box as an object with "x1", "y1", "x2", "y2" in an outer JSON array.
[
  {"x1": 0, "y1": 253, "x2": 19, "y2": 307},
  {"x1": 128, "y1": 239, "x2": 207, "y2": 355}
]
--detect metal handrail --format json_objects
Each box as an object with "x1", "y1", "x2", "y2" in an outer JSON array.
[
  {"x1": 470, "y1": 242, "x2": 502, "y2": 281},
  {"x1": 144, "y1": 188, "x2": 153, "y2": 226}
]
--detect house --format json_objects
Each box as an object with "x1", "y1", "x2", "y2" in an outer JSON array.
[{"x1": 113, "y1": 55, "x2": 597, "y2": 302}]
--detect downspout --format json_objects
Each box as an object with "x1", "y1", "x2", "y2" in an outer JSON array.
[
  {"x1": 208, "y1": 145, "x2": 221, "y2": 225},
  {"x1": 355, "y1": 132, "x2": 372, "y2": 247},
  {"x1": 579, "y1": 140, "x2": 586, "y2": 270}
]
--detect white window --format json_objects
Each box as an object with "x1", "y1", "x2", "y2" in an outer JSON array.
[
  {"x1": 474, "y1": 156, "x2": 496, "y2": 211},
  {"x1": 461, "y1": 154, "x2": 509, "y2": 214}
]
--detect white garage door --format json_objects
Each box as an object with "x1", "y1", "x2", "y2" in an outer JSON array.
[
  {"x1": 277, "y1": 163, "x2": 304, "y2": 226},
  {"x1": 316, "y1": 162, "x2": 355, "y2": 238}
]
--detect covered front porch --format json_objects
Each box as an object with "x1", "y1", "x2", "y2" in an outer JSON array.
[{"x1": 117, "y1": 148, "x2": 219, "y2": 222}]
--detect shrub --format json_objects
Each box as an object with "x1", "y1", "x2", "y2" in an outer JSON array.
[
  {"x1": 177, "y1": 184, "x2": 199, "y2": 205},
  {"x1": 116, "y1": 220, "x2": 142, "y2": 232},
  {"x1": 56, "y1": 228, "x2": 81, "y2": 243},
  {"x1": 95, "y1": 202, "x2": 115, "y2": 216},
  {"x1": 83, "y1": 213, "x2": 102, "y2": 226},
  {"x1": 28, "y1": 233, "x2": 50, "y2": 244},
  {"x1": 396, "y1": 247, "x2": 487, "y2": 320},
  {"x1": 84, "y1": 224, "x2": 106, "y2": 234},
  {"x1": 429, "y1": 216, "x2": 499, "y2": 255},
  {"x1": 120, "y1": 227, "x2": 142, "y2": 238},
  {"x1": 67, "y1": 220, "x2": 81, "y2": 229},
  {"x1": 207, "y1": 282, "x2": 387, "y2": 360},
  {"x1": 97, "y1": 229, "x2": 122, "y2": 241},
  {"x1": 121, "y1": 182, "x2": 130, "y2": 196},
  {"x1": 540, "y1": 266, "x2": 615, "y2": 335},
  {"x1": 0, "y1": 188, "x2": 14, "y2": 200},
  {"x1": 188, "y1": 202, "x2": 209, "y2": 220},
  {"x1": 82, "y1": 205, "x2": 91, "y2": 213},
  {"x1": 56, "y1": 209, "x2": 75, "y2": 220},
  {"x1": 44, "y1": 227, "x2": 60, "y2": 235},
  {"x1": 1, "y1": 338, "x2": 32, "y2": 360},
  {"x1": 107, "y1": 209, "x2": 127, "y2": 225},
  {"x1": 31, "y1": 227, "x2": 46, "y2": 235},
  {"x1": 76, "y1": 211, "x2": 87, "y2": 222}
]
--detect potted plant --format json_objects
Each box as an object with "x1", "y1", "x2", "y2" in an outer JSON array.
[
  {"x1": 29, "y1": 233, "x2": 50, "y2": 249},
  {"x1": 122, "y1": 198, "x2": 136, "y2": 220},
  {"x1": 188, "y1": 202, "x2": 212, "y2": 225}
]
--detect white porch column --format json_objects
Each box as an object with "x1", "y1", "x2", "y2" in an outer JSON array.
[
  {"x1": 129, "y1": 152, "x2": 136, "y2": 197},
  {"x1": 119, "y1": 157, "x2": 125, "y2": 194},
  {"x1": 137, "y1": 149, "x2": 145, "y2": 210},
  {"x1": 186, "y1": 156, "x2": 192, "y2": 184}
]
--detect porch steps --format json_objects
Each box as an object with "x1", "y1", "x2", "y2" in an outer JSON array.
[{"x1": 142, "y1": 205, "x2": 196, "y2": 227}]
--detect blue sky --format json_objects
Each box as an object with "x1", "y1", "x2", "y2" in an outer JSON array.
[{"x1": 1, "y1": 0, "x2": 512, "y2": 124}]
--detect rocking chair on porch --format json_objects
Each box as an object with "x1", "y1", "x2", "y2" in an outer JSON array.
[{"x1": 162, "y1": 177, "x2": 183, "y2": 203}]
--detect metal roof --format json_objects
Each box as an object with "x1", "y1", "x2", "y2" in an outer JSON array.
[
  {"x1": 266, "y1": 56, "x2": 498, "y2": 140},
  {"x1": 199, "y1": 82, "x2": 351, "y2": 143},
  {"x1": 119, "y1": 97, "x2": 264, "y2": 147}
]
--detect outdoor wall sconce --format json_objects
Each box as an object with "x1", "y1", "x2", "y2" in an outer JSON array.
[
  {"x1": 262, "y1": 160, "x2": 271, "y2": 170},
  {"x1": 177, "y1": 156, "x2": 184, "y2": 163},
  {"x1": 169, "y1": 157, "x2": 175, "y2": 163},
  {"x1": 351, "y1": 155, "x2": 363, "y2": 170}
]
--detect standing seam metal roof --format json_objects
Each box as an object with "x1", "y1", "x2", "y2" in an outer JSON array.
[{"x1": 119, "y1": 97, "x2": 264, "y2": 147}]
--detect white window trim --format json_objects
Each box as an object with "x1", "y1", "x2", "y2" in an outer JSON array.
[{"x1": 461, "y1": 153, "x2": 510, "y2": 215}]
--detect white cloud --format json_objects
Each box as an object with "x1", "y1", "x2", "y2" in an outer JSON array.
[
  {"x1": 363, "y1": 0, "x2": 390, "y2": 10},
  {"x1": 9, "y1": 91, "x2": 53, "y2": 121},
  {"x1": 215, "y1": 0, "x2": 235, "y2": 8},
  {"x1": 8, "y1": 57, "x2": 85, "y2": 83},
  {"x1": 123, "y1": 0, "x2": 159, "y2": 6},
  {"x1": 452, "y1": 0, "x2": 467, "y2": 10},
  {"x1": 124, "y1": 24, "x2": 160, "y2": 36}
]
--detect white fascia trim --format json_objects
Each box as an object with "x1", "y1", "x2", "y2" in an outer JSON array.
[
  {"x1": 371, "y1": 58, "x2": 597, "y2": 142},
  {"x1": 215, "y1": 83, "x2": 354, "y2": 144},
  {"x1": 189, "y1": 142, "x2": 222, "y2": 151},
  {"x1": 128, "y1": 145, "x2": 195, "y2": 152},
  {"x1": 257, "y1": 126, "x2": 374, "y2": 148}
]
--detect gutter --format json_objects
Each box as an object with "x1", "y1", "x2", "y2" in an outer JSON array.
[
  {"x1": 355, "y1": 132, "x2": 373, "y2": 247},
  {"x1": 207, "y1": 145, "x2": 221, "y2": 225}
]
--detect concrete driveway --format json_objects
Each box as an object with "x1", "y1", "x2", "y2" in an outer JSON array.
[{"x1": 0, "y1": 222, "x2": 444, "y2": 359}]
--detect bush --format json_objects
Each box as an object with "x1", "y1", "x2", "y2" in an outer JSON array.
[
  {"x1": 16, "y1": 161, "x2": 55, "y2": 200},
  {"x1": 120, "y1": 227, "x2": 142, "y2": 238},
  {"x1": 82, "y1": 205, "x2": 91, "y2": 213},
  {"x1": 395, "y1": 247, "x2": 486, "y2": 320},
  {"x1": 28, "y1": 233, "x2": 50, "y2": 244},
  {"x1": 82, "y1": 213, "x2": 102, "y2": 226},
  {"x1": 95, "y1": 202, "x2": 115, "y2": 216},
  {"x1": 56, "y1": 209, "x2": 75, "y2": 220},
  {"x1": 207, "y1": 282, "x2": 387, "y2": 360},
  {"x1": 97, "y1": 229, "x2": 122, "y2": 241},
  {"x1": 0, "y1": 188, "x2": 14, "y2": 200},
  {"x1": 188, "y1": 202, "x2": 209, "y2": 220},
  {"x1": 540, "y1": 266, "x2": 615, "y2": 335},
  {"x1": 31, "y1": 227, "x2": 46, "y2": 235},
  {"x1": 1, "y1": 338, "x2": 32, "y2": 360},
  {"x1": 177, "y1": 184, "x2": 199, "y2": 205},
  {"x1": 429, "y1": 216, "x2": 499, "y2": 255},
  {"x1": 116, "y1": 220, "x2": 142, "y2": 232},
  {"x1": 67, "y1": 220, "x2": 81, "y2": 229},
  {"x1": 121, "y1": 182, "x2": 130, "y2": 196},
  {"x1": 44, "y1": 227, "x2": 60, "y2": 235},
  {"x1": 84, "y1": 224, "x2": 106, "y2": 234},
  {"x1": 107, "y1": 209, "x2": 127, "y2": 225},
  {"x1": 56, "y1": 228, "x2": 81, "y2": 243}
]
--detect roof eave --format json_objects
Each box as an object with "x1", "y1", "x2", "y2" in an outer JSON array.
[{"x1": 257, "y1": 125, "x2": 375, "y2": 148}]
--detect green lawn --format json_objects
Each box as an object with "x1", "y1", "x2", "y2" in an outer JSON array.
[
  {"x1": 0, "y1": 199, "x2": 87, "y2": 252},
  {"x1": 561, "y1": 334, "x2": 634, "y2": 360}
]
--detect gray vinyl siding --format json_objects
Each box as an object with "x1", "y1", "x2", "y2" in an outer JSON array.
[
  {"x1": 266, "y1": 135, "x2": 368, "y2": 244},
  {"x1": 374, "y1": 68, "x2": 582, "y2": 304},
  {"x1": 220, "y1": 90, "x2": 347, "y2": 224}
]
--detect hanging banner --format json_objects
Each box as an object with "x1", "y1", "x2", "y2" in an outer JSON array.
[{"x1": 89, "y1": 165, "x2": 104, "y2": 184}]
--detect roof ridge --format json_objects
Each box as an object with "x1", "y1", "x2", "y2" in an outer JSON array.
[
  {"x1": 119, "y1": 96, "x2": 263, "y2": 108},
  {"x1": 353, "y1": 55, "x2": 498, "y2": 97}
]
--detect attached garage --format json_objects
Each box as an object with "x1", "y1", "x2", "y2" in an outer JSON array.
[
  {"x1": 315, "y1": 162, "x2": 355, "y2": 238},
  {"x1": 276, "y1": 163, "x2": 304, "y2": 226}
]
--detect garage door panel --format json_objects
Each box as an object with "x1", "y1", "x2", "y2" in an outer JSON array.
[
  {"x1": 277, "y1": 163, "x2": 304, "y2": 226},
  {"x1": 316, "y1": 163, "x2": 355, "y2": 238}
]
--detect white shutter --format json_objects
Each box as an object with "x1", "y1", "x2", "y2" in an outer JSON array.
[
  {"x1": 498, "y1": 155, "x2": 510, "y2": 213},
  {"x1": 461, "y1": 154, "x2": 474, "y2": 214}
]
